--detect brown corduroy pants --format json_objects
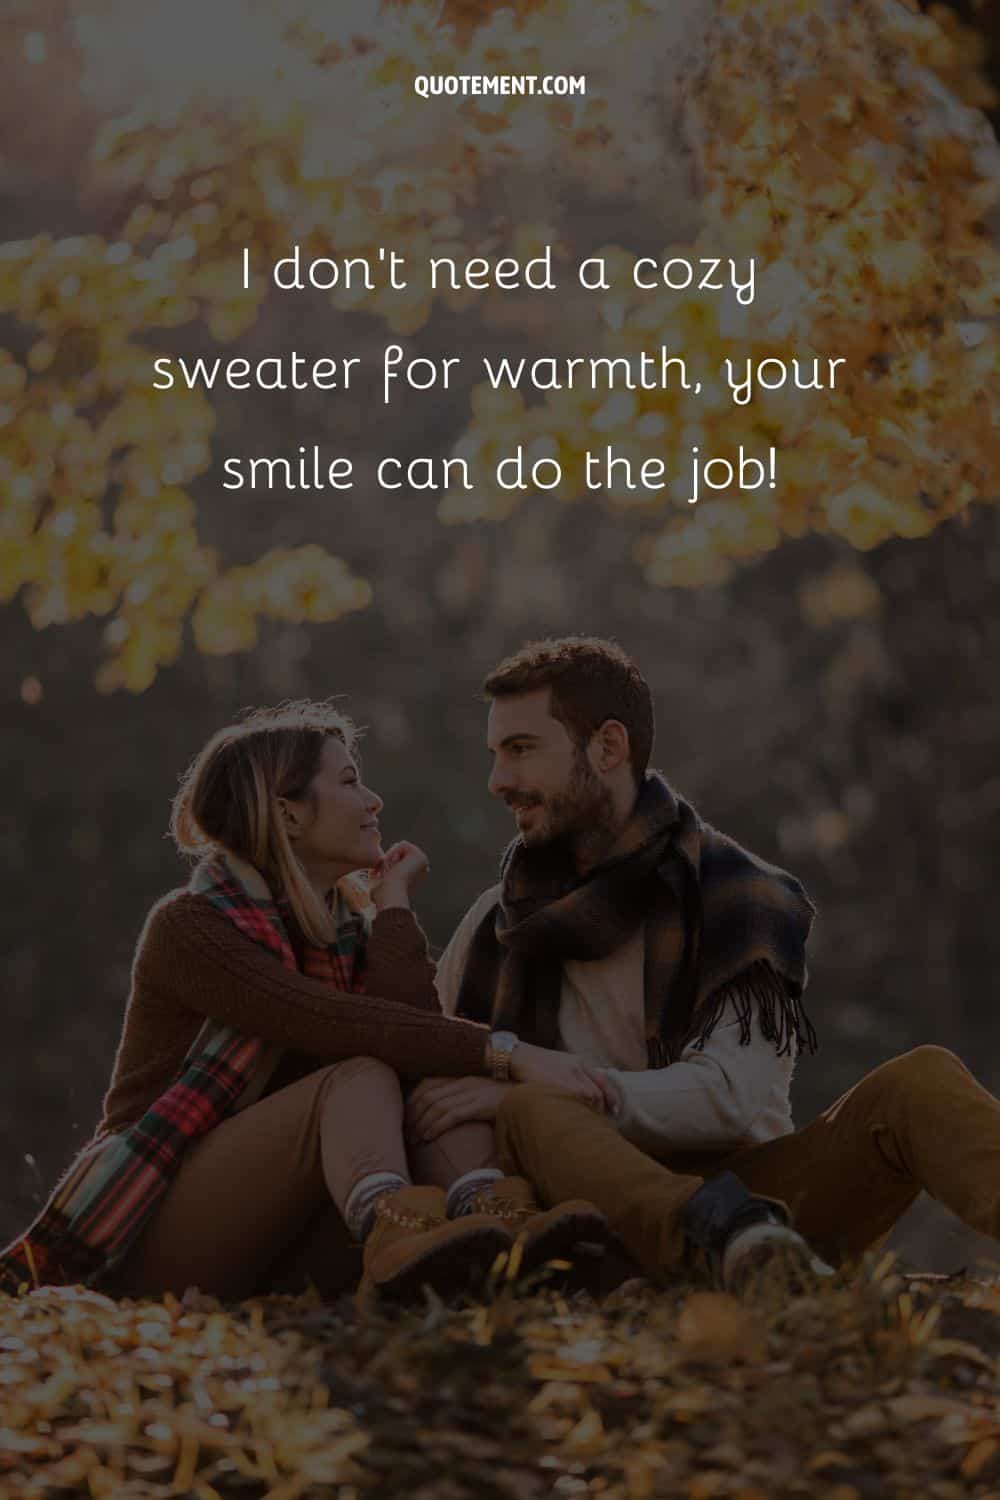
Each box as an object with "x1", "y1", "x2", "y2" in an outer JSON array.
[
  {"x1": 112, "y1": 1057, "x2": 496, "y2": 1301},
  {"x1": 495, "y1": 1045, "x2": 1000, "y2": 1277}
]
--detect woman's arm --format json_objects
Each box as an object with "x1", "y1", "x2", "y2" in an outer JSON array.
[
  {"x1": 363, "y1": 908, "x2": 441, "y2": 1013},
  {"x1": 136, "y1": 893, "x2": 487, "y2": 1078}
]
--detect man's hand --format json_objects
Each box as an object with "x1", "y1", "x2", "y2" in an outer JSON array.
[
  {"x1": 510, "y1": 1043, "x2": 618, "y2": 1113},
  {"x1": 407, "y1": 1076, "x2": 511, "y2": 1142}
]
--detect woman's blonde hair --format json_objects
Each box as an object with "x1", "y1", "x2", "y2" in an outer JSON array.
[{"x1": 171, "y1": 700, "x2": 361, "y2": 945}]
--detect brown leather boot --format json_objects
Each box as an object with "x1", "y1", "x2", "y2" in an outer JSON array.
[
  {"x1": 470, "y1": 1176, "x2": 614, "y2": 1276},
  {"x1": 356, "y1": 1185, "x2": 511, "y2": 1306}
]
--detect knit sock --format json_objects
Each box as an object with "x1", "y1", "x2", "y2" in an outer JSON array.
[
  {"x1": 446, "y1": 1168, "x2": 504, "y2": 1220},
  {"x1": 343, "y1": 1172, "x2": 409, "y2": 1242}
]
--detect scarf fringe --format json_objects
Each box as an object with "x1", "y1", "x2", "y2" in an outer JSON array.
[{"x1": 649, "y1": 960, "x2": 819, "y2": 1066}]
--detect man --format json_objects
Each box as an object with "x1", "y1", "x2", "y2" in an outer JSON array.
[{"x1": 409, "y1": 637, "x2": 1000, "y2": 1291}]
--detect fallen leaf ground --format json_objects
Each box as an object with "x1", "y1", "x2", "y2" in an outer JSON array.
[{"x1": 1, "y1": 1257, "x2": 998, "y2": 1499}]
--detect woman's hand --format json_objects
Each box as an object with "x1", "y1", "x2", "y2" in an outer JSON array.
[
  {"x1": 370, "y1": 841, "x2": 430, "y2": 912},
  {"x1": 509, "y1": 1042, "x2": 618, "y2": 1113}
]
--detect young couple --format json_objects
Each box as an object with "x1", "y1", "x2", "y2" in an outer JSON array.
[{"x1": 3, "y1": 637, "x2": 999, "y2": 1306}]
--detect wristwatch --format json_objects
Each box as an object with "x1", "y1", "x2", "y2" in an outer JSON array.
[{"x1": 488, "y1": 1030, "x2": 520, "y2": 1082}]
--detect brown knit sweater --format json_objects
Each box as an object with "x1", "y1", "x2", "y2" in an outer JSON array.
[{"x1": 98, "y1": 890, "x2": 489, "y2": 1135}]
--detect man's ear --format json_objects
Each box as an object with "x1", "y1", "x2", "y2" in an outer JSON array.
[{"x1": 593, "y1": 720, "x2": 630, "y2": 774}]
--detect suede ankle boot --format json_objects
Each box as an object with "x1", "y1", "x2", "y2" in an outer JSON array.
[
  {"x1": 470, "y1": 1176, "x2": 614, "y2": 1275},
  {"x1": 356, "y1": 1185, "x2": 511, "y2": 1306}
]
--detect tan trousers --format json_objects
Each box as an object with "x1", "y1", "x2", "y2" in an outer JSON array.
[
  {"x1": 495, "y1": 1045, "x2": 1000, "y2": 1277},
  {"x1": 113, "y1": 1057, "x2": 496, "y2": 1301}
]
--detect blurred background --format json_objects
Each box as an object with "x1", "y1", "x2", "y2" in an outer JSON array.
[{"x1": 1, "y1": 0, "x2": 998, "y2": 1272}]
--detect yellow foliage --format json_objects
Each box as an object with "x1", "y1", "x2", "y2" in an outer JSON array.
[{"x1": 1, "y1": 0, "x2": 997, "y2": 685}]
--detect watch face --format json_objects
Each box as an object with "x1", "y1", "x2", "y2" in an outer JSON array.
[{"x1": 492, "y1": 1031, "x2": 518, "y2": 1053}]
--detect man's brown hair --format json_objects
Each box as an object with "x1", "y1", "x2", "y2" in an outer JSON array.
[{"x1": 483, "y1": 636, "x2": 654, "y2": 781}]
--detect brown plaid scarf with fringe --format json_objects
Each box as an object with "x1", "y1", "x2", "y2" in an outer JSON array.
[{"x1": 455, "y1": 773, "x2": 817, "y2": 1066}]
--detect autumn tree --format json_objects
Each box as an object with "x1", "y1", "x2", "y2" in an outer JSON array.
[{"x1": 1, "y1": 0, "x2": 997, "y2": 690}]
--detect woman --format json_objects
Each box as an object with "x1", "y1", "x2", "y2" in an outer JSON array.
[{"x1": 0, "y1": 701, "x2": 611, "y2": 1305}]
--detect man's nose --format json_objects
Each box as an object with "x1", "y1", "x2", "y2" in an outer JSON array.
[{"x1": 488, "y1": 761, "x2": 511, "y2": 798}]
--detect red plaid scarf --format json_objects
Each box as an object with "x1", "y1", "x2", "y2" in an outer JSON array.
[{"x1": 0, "y1": 856, "x2": 368, "y2": 1297}]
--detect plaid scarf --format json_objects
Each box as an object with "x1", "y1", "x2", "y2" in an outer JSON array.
[
  {"x1": 455, "y1": 773, "x2": 817, "y2": 1067},
  {"x1": 0, "y1": 856, "x2": 368, "y2": 1297}
]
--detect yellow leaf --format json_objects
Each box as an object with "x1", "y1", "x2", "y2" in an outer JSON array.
[
  {"x1": 961, "y1": 1438, "x2": 999, "y2": 1480},
  {"x1": 884, "y1": 1394, "x2": 978, "y2": 1423},
  {"x1": 806, "y1": 1451, "x2": 855, "y2": 1472},
  {"x1": 926, "y1": 1338, "x2": 997, "y2": 1372},
  {"x1": 564, "y1": 1409, "x2": 604, "y2": 1452},
  {"x1": 675, "y1": 1292, "x2": 768, "y2": 1365}
]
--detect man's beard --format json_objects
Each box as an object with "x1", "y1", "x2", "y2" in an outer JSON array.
[{"x1": 516, "y1": 750, "x2": 618, "y2": 862}]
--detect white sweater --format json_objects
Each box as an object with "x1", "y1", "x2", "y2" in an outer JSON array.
[{"x1": 435, "y1": 886, "x2": 797, "y2": 1156}]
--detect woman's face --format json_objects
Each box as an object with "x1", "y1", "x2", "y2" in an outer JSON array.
[{"x1": 282, "y1": 735, "x2": 384, "y2": 881}]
